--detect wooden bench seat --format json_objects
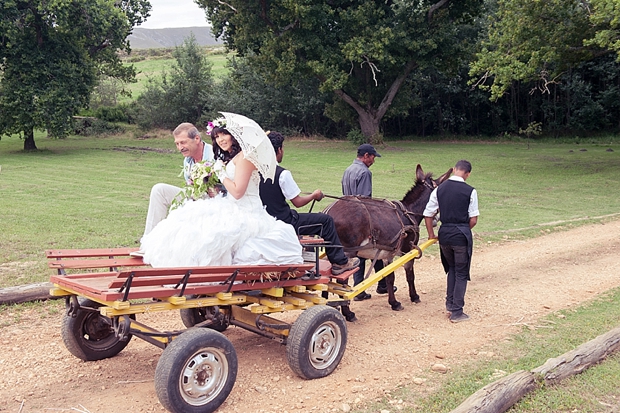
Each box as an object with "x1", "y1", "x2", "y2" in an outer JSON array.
[{"x1": 46, "y1": 247, "x2": 334, "y2": 301}]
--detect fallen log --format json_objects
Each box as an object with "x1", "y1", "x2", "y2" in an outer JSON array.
[
  {"x1": 0, "y1": 282, "x2": 58, "y2": 305},
  {"x1": 531, "y1": 326, "x2": 620, "y2": 384},
  {"x1": 449, "y1": 370, "x2": 538, "y2": 413}
]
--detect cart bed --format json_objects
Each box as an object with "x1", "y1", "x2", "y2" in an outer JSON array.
[{"x1": 47, "y1": 247, "x2": 337, "y2": 302}]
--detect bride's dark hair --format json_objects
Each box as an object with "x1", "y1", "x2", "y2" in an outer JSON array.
[{"x1": 211, "y1": 127, "x2": 241, "y2": 163}]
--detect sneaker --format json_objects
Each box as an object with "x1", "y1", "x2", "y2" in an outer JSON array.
[
  {"x1": 331, "y1": 257, "x2": 360, "y2": 275},
  {"x1": 449, "y1": 313, "x2": 470, "y2": 323},
  {"x1": 130, "y1": 249, "x2": 145, "y2": 258},
  {"x1": 376, "y1": 286, "x2": 398, "y2": 294},
  {"x1": 353, "y1": 291, "x2": 372, "y2": 301}
]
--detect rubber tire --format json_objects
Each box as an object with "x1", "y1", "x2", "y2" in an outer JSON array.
[
  {"x1": 179, "y1": 301, "x2": 228, "y2": 332},
  {"x1": 61, "y1": 298, "x2": 133, "y2": 361},
  {"x1": 155, "y1": 328, "x2": 238, "y2": 413},
  {"x1": 286, "y1": 305, "x2": 347, "y2": 380}
]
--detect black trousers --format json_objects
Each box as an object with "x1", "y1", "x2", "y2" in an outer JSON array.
[
  {"x1": 291, "y1": 212, "x2": 348, "y2": 266},
  {"x1": 353, "y1": 259, "x2": 389, "y2": 289},
  {"x1": 440, "y1": 244, "x2": 469, "y2": 316}
]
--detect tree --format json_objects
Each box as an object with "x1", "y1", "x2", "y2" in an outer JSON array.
[
  {"x1": 0, "y1": 0, "x2": 151, "y2": 150},
  {"x1": 133, "y1": 35, "x2": 215, "y2": 129},
  {"x1": 469, "y1": 0, "x2": 619, "y2": 101},
  {"x1": 198, "y1": 0, "x2": 483, "y2": 141}
]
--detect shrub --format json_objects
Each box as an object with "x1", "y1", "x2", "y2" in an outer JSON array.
[
  {"x1": 94, "y1": 104, "x2": 132, "y2": 123},
  {"x1": 346, "y1": 129, "x2": 366, "y2": 145},
  {"x1": 73, "y1": 117, "x2": 124, "y2": 136}
]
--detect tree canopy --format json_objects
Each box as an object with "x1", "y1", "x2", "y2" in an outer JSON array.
[
  {"x1": 0, "y1": 0, "x2": 151, "y2": 150},
  {"x1": 198, "y1": 0, "x2": 483, "y2": 140},
  {"x1": 470, "y1": 0, "x2": 620, "y2": 101}
]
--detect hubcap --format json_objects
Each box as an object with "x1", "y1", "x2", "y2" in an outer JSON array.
[
  {"x1": 179, "y1": 348, "x2": 228, "y2": 406},
  {"x1": 309, "y1": 321, "x2": 342, "y2": 370}
]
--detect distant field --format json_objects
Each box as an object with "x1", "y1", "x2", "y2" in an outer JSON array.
[{"x1": 120, "y1": 50, "x2": 232, "y2": 102}]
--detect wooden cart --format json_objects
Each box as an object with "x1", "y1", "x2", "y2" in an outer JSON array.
[{"x1": 47, "y1": 238, "x2": 437, "y2": 413}]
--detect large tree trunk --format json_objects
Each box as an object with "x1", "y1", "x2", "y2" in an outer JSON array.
[
  {"x1": 334, "y1": 59, "x2": 419, "y2": 141},
  {"x1": 0, "y1": 282, "x2": 57, "y2": 305},
  {"x1": 358, "y1": 111, "x2": 381, "y2": 140},
  {"x1": 531, "y1": 326, "x2": 620, "y2": 384},
  {"x1": 23, "y1": 127, "x2": 38, "y2": 151},
  {"x1": 450, "y1": 370, "x2": 537, "y2": 413}
]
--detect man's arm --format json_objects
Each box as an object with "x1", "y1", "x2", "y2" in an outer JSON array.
[
  {"x1": 280, "y1": 170, "x2": 324, "y2": 208},
  {"x1": 355, "y1": 173, "x2": 372, "y2": 197},
  {"x1": 290, "y1": 189, "x2": 324, "y2": 208},
  {"x1": 424, "y1": 216, "x2": 437, "y2": 239},
  {"x1": 469, "y1": 216, "x2": 478, "y2": 229}
]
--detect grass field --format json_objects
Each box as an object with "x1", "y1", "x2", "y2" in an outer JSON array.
[
  {"x1": 1, "y1": 130, "x2": 619, "y2": 286},
  {"x1": 1, "y1": 130, "x2": 619, "y2": 412}
]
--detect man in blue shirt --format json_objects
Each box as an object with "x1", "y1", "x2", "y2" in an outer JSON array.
[
  {"x1": 342, "y1": 144, "x2": 394, "y2": 300},
  {"x1": 423, "y1": 160, "x2": 479, "y2": 323}
]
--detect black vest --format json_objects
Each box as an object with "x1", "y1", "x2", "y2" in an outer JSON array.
[
  {"x1": 437, "y1": 179, "x2": 474, "y2": 246},
  {"x1": 259, "y1": 165, "x2": 296, "y2": 224}
]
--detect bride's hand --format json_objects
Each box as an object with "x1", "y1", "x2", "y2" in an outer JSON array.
[{"x1": 212, "y1": 160, "x2": 227, "y2": 182}]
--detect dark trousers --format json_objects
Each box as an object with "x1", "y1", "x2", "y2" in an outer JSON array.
[
  {"x1": 353, "y1": 258, "x2": 389, "y2": 289},
  {"x1": 292, "y1": 212, "x2": 348, "y2": 266},
  {"x1": 440, "y1": 244, "x2": 469, "y2": 316}
]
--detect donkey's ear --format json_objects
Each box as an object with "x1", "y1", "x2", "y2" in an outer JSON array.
[
  {"x1": 415, "y1": 164, "x2": 425, "y2": 181},
  {"x1": 437, "y1": 168, "x2": 453, "y2": 184}
]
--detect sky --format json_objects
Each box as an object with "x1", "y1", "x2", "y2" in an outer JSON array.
[{"x1": 140, "y1": 0, "x2": 210, "y2": 29}]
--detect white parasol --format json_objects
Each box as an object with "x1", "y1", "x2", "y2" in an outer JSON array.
[{"x1": 219, "y1": 112, "x2": 277, "y2": 182}]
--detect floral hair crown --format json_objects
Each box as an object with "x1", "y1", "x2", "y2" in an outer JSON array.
[{"x1": 206, "y1": 117, "x2": 227, "y2": 134}]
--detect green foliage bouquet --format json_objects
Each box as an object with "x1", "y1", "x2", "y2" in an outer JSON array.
[{"x1": 171, "y1": 160, "x2": 221, "y2": 210}]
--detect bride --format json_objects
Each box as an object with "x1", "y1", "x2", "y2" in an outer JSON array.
[{"x1": 140, "y1": 118, "x2": 303, "y2": 268}]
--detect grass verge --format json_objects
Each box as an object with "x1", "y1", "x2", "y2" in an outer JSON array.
[{"x1": 357, "y1": 288, "x2": 620, "y2": 413}]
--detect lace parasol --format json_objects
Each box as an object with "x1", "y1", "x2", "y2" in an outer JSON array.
[{"x1": 219, "y1": 112, "x2": 277, "y2": 182}]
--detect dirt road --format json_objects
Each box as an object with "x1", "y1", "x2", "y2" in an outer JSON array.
[{"x1": 1, "y1": 220, "x2": 619, "y2": 413}]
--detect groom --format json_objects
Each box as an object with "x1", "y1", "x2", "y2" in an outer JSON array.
[{"x1": 132, "y1": 123, "x2": 214, "y2": 257}]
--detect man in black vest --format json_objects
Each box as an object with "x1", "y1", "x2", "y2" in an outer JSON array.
[
  {"x1": 423, "y1": 160, "x2": 479, "y2": 323},
  {"x1": 259, "y1": 132, "x2": 359, "y2": 275}
]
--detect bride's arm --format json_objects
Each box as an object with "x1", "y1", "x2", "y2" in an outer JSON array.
[{"x1": 221, "y1": 153, "x2": 256, "y2": 199}]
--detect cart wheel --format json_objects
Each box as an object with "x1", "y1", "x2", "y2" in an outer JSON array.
[
  {"x1": 286, "y1": 305, "x2": 347, "y2": 380},
  {"x1": 155, "y1": 328, "x2": 238, "y2": 413},
  {"x1": 61, "y1": 298, "x2": 133, "y2": 361},
  {"x1": 179, "y1": 297, "x2": 228, "y2": 332}
]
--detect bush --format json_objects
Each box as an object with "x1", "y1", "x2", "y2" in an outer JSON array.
[
  {"x1": 73, "y1": 117, "x2": 124, "y2": 136},
  {"x1": 94, "y1": 104, "x2": 132, "y2": 123},
  {"x1": 346, "y1": 129, "x2": 366, "y2": 145}
]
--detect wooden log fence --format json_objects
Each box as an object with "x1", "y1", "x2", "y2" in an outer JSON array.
[{"x1": 449, "y1": 327, "x2": 620, "y2": 413}]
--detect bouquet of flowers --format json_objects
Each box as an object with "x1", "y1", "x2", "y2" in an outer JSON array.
[{"x1": 170, "y1": 160, "x2": 221, "y2": 210}]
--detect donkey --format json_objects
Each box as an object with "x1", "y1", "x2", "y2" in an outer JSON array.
[{"x1": 324, "y1": 164, "x2": 452, "y2": 311}]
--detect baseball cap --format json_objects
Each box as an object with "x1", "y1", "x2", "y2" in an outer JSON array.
[{"x1": 357, "y1": 143, "x2": 381, "y2": 157}]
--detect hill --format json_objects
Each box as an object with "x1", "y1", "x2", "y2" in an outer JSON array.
[{"x1": 128, "y1": 27, "x2": 223, "y2": 49}]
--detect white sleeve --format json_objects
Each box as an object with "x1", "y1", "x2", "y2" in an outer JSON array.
[
  {"x1": 469, "y1": 188, "x2": 480, "y2": 217},
  {"x1": 423, "y1": 188, "x2": 439, "y2": 217},
  {"x1": 279, "y1": 170, "x2": 302, "y2": 200}
]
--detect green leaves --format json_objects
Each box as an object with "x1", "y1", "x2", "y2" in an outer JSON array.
[
  {"x1": 196, "y1": 0, "x2": 484, "y2": 137},
  {"x1": 470, "y1": 0, "x2": 619, "y2": 101},
  {"x1": 0, "y1": 0, "x2": 151, "y2": 149}
]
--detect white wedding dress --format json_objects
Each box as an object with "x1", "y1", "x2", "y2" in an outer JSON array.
[{"x1": 141, "y1": 158, "x2": 303, "y2": 267}]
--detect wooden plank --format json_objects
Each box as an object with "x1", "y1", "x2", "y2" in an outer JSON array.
[
  {"x1": 106, "y1": 271, "x2": 307, "y2": 289},
  {"x1": 109, "y1": 264, "x2": 315, "y2": 279},
  {"x1": 46, "y1": 248, "x2": 138, "y2": 258},
  {"x1": 48, "y1": 258, "x2": 146, "y2": 269},
  {"x1": 51, "y1": 274, "x2": 331, "y2": 302}
]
